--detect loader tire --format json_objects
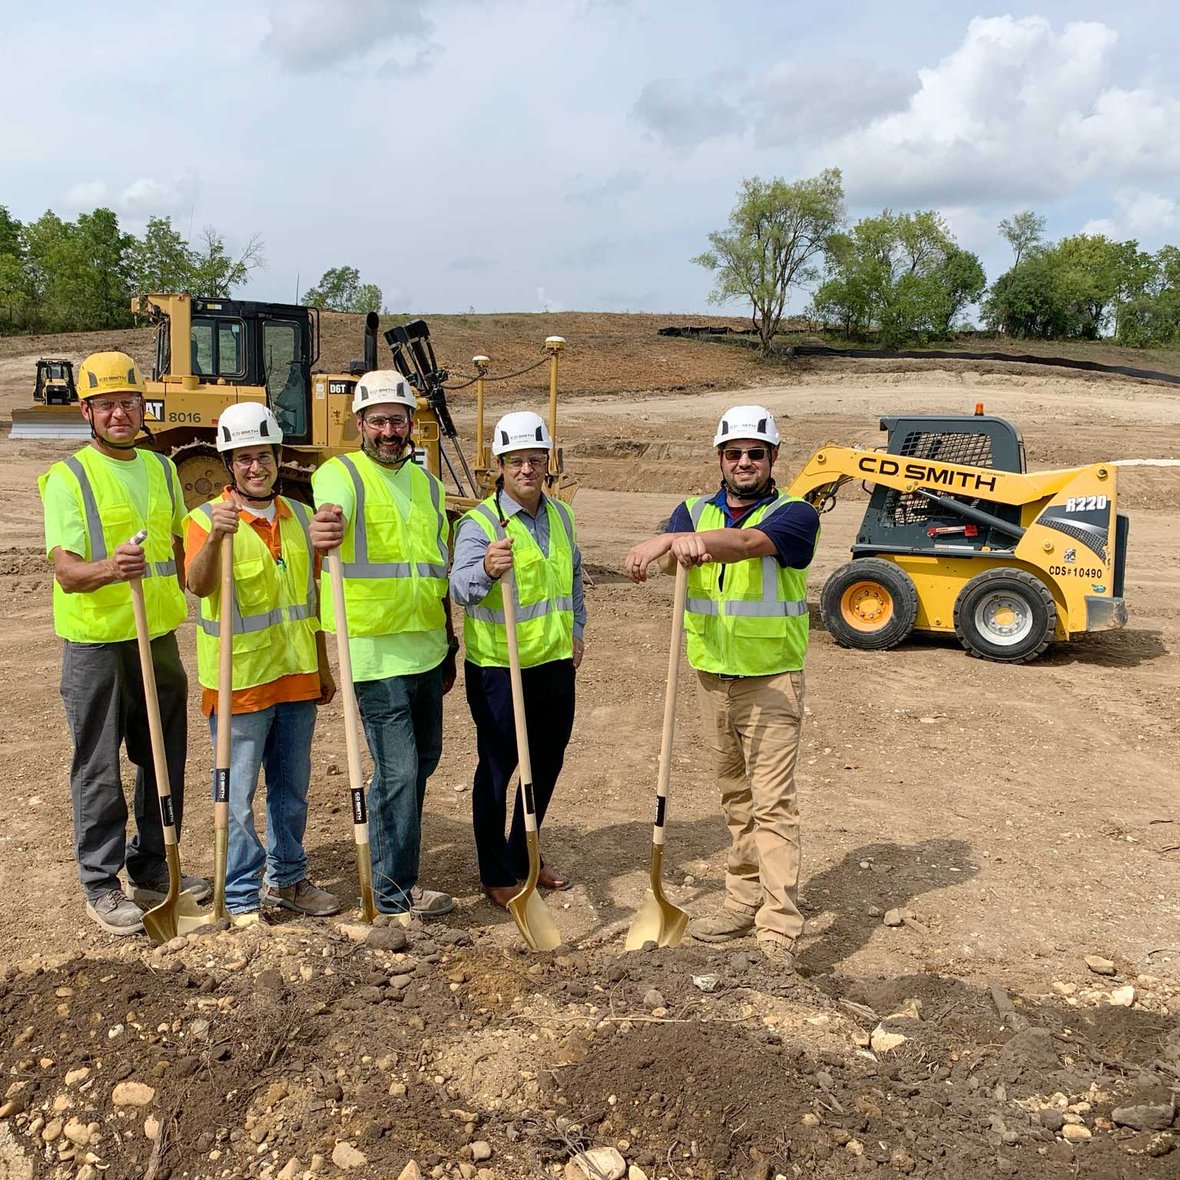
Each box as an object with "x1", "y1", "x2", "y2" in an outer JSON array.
[
  {"x1": 820, "y1": 559, "x2": 918, "y2": 651},
  {"x1": 953, "y1": 568, "x2": 1056, "y2": 663}
]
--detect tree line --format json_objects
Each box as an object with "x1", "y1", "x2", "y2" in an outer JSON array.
[
  {"x1": 694, "y1": 172, "x2": 1180, "y2": 352},
  {"x1": 0, "y1": 204, "x2": 384, "y2": 335}
]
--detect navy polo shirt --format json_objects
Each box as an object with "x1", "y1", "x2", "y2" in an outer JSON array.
[{"x1": 666, "y1": 484, "x2": 820, "y2": 570}]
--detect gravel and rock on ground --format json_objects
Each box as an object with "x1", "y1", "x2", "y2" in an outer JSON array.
[{"x1": 0, "y1": 315, "x2": 1178, "y2": 1178}]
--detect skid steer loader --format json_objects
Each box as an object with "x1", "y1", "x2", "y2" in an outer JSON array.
[
  {"x1": 785, "y1": 409, "x2": 1129, "y2": 663},
  {"x1": 10, "y1": 293, "x2": 572, "y2": 512}
]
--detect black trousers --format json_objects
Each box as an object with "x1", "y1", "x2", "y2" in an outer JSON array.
[
  {"x1": 464, "y1": 658, "x2": 575, "y2": 887},
  {"x1": 60, "y1": 634, "x2": 188, "y2": 899}
]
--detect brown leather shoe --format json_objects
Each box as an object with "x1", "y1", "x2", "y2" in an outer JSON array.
[
  {"x1": 483, "y1": 884, "x2": 518, "y2": 910},
  {"x1": 538, "y1": 866, "x2": 572, "y2": 891}
]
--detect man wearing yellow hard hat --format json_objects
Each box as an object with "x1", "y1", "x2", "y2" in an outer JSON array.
[{"x1": 39, "y1": 351, "x2": 210, "y2": 937}]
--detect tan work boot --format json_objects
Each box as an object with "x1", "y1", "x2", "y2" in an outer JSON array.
[
  {"x1": 262, "y1": 879, "x2": 341, "y2": 917},
  {"x1": 686, "y1": 908, "x2": 755, "y2": 943},
  {"x1": 758, "y1": 939, "x2": 797, "y2": 970}
]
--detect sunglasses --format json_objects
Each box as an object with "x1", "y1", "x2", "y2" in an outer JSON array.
[{"x1": 721, "y1": 447, "x2": 769, "y2": 462}]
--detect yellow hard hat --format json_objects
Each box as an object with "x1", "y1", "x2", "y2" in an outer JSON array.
[{"x1": 77, "y1": 351, "x2": 146, "y2": 400}]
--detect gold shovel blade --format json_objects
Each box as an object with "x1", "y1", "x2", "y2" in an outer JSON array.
[
  {"x1": 624, "y1": 888, "x2": 689, "y2": 951},
  {"x1": 142, "y1": 847, "x2": 211, "y2": 944},
  {"x1": 212, "y1": 828, "x2": 229, "y2": 921},
  {"x1": 507, "y1": 886, "x2": 562, "y2": 952}
]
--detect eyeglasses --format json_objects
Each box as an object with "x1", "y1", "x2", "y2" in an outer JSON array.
[
  {"x1": 231, "y1": 452, "x2": 277, "y2": 469},
  {"x1": 721, "y1": 447, "x2": 769, "y2": 462},
  {"x1": 88, "y1": 397, "x2": 141, "y2": 414},
  {"x1": 364, "y1": 414, "x2": 410, "y2": 430},
  {"x1": 504, "y1": 454, "x2": 549, "y2": 471}
]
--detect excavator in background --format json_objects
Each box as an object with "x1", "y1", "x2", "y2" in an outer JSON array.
[
  {"x1": 786, "y1": 409, "x2": 1129, "y2": 663},
  {"x1": 9, "y1": 293, "x2": 573, "y2": 512}
]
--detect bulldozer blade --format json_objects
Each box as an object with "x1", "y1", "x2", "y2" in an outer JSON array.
[
  {"x1": 9, "y1": 407, "x2": 90, "y2": 441},
  {"x1": 624, "y1": 845, "x2": 689, "y2": 951}
]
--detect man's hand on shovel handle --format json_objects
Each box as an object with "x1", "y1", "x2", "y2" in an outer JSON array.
[{"x1": 310, "y1": 505, "x2": 346, "y2": 552}]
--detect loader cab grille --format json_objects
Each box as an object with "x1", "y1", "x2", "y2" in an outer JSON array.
[{"x1": 853, "y1": 415, "x2": 1026, "y2": 554}]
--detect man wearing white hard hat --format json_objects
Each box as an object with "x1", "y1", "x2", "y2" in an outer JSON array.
[
  {"x1": 625, "y1": 405, "x2": 819, "y2": 967},
  {"x1": 450, "y1": 411, "x2": 585, "y2": 908},
  {"x1": 184, "y1": 402, "x2": 340, "y2": 925},
  {"x1": 308, "y1": 372, "x2": 457, "y2": 920}
]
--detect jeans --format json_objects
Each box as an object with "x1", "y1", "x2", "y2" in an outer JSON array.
[
  {"x1": 209, "y1": 700, "x2": 316, "y2": 914},
  {"x1": 353, "y1": 664, "x2": 444, "y2": 914},
  {"x1": 464, "y1": 659, "x2": 575, "y2": 887},
  {"x1": 60, "y1": 635, "x2": 188, "y2": 899}
]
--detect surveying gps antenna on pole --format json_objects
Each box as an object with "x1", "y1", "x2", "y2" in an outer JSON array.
[{"x1": 384, "y1": 319, "x2": 477, "y2": 495}]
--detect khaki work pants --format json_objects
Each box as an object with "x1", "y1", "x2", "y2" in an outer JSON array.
[{"x1": 696, "y1": 668, "x2": 805, "y2": 945}]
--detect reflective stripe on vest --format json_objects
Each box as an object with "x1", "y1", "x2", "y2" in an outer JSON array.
[
  {"x1": 338, "y1": 455, "x2": 449, "y2": 581},
  {"x1": 189, "y1": 496, "x2": 320, "y2": 692},
  {"x1": 321, "y1": 454, "x2": 449, "y2": 638},
  {"x1": 461, "y1": 496, "x2": 575, "y2": 667},
  {"x1": 42, "y1": 447, "x2": 187, "y2": 643},
  {"x1": 683, "y1": 491, "x2": 813, "y2": 676},
  {"x1": 191, "y1": 500, "x2": 316, "y2": 638},
  {"x1": 685, "y1": 492, "x2": 807, "y2": 619},
  {"x1": 63, "y1": 451, "x2": 177, "y2": 579}
]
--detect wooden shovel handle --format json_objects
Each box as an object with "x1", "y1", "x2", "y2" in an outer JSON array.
[
  {"x1": 214, "y1": 533, "x2": 233, "y2": 779},
  {"x1": 129, "y1": 575, "x2": 178, "y2": 843},
  {"x1": 500, "y1": 568, "x2": 538, "y2": 832},
  {"x1": 652, "y1": 563, "x2": 688, "y2": 845},
  {"x1": 328, "y1": 553, "x2": 368, "y2": 837}
]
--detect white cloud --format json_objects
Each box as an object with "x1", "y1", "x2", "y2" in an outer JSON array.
[
  {"x1": 63, "y1": 181, "x2": 109, "y2": 209},
  {"x1": 819, "y1": 16, "x2": 1180, "y2": 205},
  {"x1": 1082, "y1": 188, "x2": 1178, "y2": 242},
  {"x1": 119, "y1": 173, "x2": 201, "y2": 217},
  {"x1": 632, "y1": 58, "x2": 910, "y2": 152},
  {"x1": 565, "y1": 169, "x2": 646, "y2": 206},
  {"x1": 262, "y1": 0, "x2": 436, "y2": 73}
]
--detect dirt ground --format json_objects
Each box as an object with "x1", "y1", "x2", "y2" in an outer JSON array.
[{"x1": 0, "y1": 339, "x2": 1178, "y2": 1180}]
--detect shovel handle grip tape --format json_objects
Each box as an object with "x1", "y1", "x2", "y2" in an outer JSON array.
[
  {"x1": 521, "y1": 780, "x2": 536, "y2": 818},
  {"x1": 351, "y1": 786, "x2": 367, "y2": 825},
  {"x1": 130, "y1": 529, "x2": 148, "y2": 546},
  {"x1": 213, "y1": 768, "x2": 229, "y2": 804},
  {"x1": 129, "y1": 575, "x2": 178, "y2": 846},
  {"x1": 499, "y1": 570, "x2": 539, "y2": 835}
]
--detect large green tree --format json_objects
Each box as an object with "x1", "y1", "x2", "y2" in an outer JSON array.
[
  {"x1": 693, "y1": 169, "x2": 845, "y2": 354},
  {"x1": 302, "y1": 265, "x2": 383, "y2": 313},
  {"x1": 998, "y1": 210, "x2": 1046, "y2": 267},
  {"x1": 812, "y1": 210, "x2": 985, "y2": 345}
]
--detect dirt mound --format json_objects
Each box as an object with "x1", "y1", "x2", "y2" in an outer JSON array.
[{"x1": 1, "y1": 929, "x2": 1176, "y2": 1180}]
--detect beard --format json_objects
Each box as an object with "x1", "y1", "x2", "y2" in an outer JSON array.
[{"x1": 362, "y1": 433, "x2": 412, "y2": 468}]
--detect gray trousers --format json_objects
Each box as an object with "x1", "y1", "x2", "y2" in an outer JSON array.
[{"x1": 60, "y1": 634, "x2": 188, "y2": 899}]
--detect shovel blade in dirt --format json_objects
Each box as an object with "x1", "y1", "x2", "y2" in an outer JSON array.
[
  {"x1": 507, "y1": 830, "x2": 562, "y2": 952},
  {"x1": 624, "y1": 845, "x2": 689, "y2": 951},
  {"x1": 142, "y1": 847, "x2": 211, "y2": 944}
]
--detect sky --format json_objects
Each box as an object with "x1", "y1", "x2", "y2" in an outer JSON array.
[{"x1": 2, "y1": 0, "x2": 1178, "y2": 316}]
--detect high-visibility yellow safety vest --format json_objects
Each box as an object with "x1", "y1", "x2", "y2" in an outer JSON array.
[
  {"x1": 187, "y1": 498, "x2": 320, "y2": 692},
  {"x1": 461, "y1": 496, "x2": 575, "y2": 668},
  {"x1": 319, "y1": 455, "x2": 449, "y2": 637},
  {"x1": 683, "y1": 493, "x2": 815, "y2": 676},
  {"x1": 39, "y1": 448, "x2": 187, "y2": 643}
]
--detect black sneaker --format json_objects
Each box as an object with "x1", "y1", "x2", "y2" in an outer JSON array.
[{"x1": 85, "y1": 888, "x2": 145, "y2": 936}]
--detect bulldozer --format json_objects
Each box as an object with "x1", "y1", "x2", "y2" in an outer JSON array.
[
  {"x1": 33, "y1": 358, "x2": 77, "y2": 406},
  {"x1": 785, "y1": 409, "x2": 1129, "y2": 663},
  {"x1": 10, "y1": 292, "x2": 573, "y2": 512}
]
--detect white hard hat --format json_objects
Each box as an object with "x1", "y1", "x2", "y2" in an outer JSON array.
[
  {"x1": 713, "y1": 404, "x2": 780, "y2": 448},
  {"x1": 216, "y1": 402, "x2": 284, "y2": 452},
  {"x1": 352, "y1": 370, "x2": 417, "y2": 415},
  {"x1": 492, "y1": 411, "x2": 553, "y2": 457}
]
